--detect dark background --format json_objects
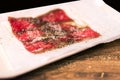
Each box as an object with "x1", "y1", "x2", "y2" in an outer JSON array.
[
  {"x1": 104, "y1": 0, "x2": 120, "y2": 12},
  {"x1": 0, "y1": 0, "x2": 120, "y2": 13},
  {"x1": 0, "y1": 0, "x2": 75, "y2": 13}
]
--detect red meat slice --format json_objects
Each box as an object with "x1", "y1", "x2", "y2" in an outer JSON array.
[
  {"x1": 8, "y1": 9, "x2": 100, "y2": 54},
  {"x1": 24, "y1": 41, "x2": 54, "y2": 53},
  {"x1": 60, "y1": 24, "x2": 77, "y2": 32},
  {"x1": 38, "y1": 9, "x2": 73, "y2": 22},
  {"x1": 69, "y1": 27, "x2": 100, "y2": 41},
  {"x1": 8, "y1": 17, "x2": 36, "y2": 33},
  {"x1": 17, "y1": 30, "x2": 43, "y2": 42}
]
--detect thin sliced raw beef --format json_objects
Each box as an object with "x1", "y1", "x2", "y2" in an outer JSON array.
[{"x1": 8, "y1": 9, "x2": 100, "y2": 53}]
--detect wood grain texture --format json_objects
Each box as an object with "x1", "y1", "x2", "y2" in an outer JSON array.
[{"x1": 9, "y1": 39, "x2": 120, "y2": 80}]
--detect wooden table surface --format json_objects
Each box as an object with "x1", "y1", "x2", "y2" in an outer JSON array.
[{"x1": 7, "y1": 38, "x2": 120, "y2": 80}]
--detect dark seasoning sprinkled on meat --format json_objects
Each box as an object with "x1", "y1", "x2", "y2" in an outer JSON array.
[{"x1": 8, "y1": 9, "x2": 100, "y2": 53}]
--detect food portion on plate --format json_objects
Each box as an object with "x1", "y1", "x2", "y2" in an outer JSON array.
[{"x1": 8, "y1": 9, "x2": 100, "y2": 54}]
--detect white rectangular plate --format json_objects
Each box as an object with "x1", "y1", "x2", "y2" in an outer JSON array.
[{"x1": 0, "y1": 0, "x2": 120, "y2": 78}]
